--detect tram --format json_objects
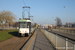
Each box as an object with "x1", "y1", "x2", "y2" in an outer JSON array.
[{"x1": 18, "y1": 18, "x2": 31, "y2": 37}]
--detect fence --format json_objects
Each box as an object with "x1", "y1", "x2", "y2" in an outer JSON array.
[{"x1": 41, "y1": 29, "x2": 75, "y2": 50}]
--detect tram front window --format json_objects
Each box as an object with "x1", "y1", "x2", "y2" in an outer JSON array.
[{"x1": 19, "y1": 22, "x2": 27, "y2": 28}]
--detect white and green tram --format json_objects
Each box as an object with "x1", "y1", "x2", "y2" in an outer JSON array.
[{"x1": 18, "y1": 18, "x2": 31, "y2": 37}]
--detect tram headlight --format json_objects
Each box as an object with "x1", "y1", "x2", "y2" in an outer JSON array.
[
  {"x1": 25, "y1": 31, "x2": 26, "y2": 32},
  {"x1": 20, "y1": 31, "x2": 21, "y2": 33}
]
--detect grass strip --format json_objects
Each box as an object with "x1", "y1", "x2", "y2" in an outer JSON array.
[{"x1": 0, "y1": 29, "x2": 18, "y2": 41}]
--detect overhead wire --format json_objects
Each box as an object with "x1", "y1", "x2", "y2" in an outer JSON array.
[{"x1": 23, "y1": 0, "x2": 26, "y2": 6}]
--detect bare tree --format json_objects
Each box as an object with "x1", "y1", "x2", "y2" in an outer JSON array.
[
  {"x1": 55, "y1": 17, "x2": 62, "y2": 28},
  {"x1": 0, "y1": 10, "x2": 17, "y2": 29}
]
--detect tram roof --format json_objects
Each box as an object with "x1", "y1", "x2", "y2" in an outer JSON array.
[{"x1": 19, "y1": 19, "x2": 31, "y2": 22}]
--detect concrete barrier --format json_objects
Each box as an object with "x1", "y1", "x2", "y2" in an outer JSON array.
[{"x1": 41, "y1": 29, "x2": 75, "y2": 50}]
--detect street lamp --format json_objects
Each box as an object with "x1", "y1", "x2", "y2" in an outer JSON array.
[
  {"x1": 52, "y1": 17, "x2": 56, "y2": 25},
  {"x1": 64, "y1": 6, "x2": 69, "y2": 28}
]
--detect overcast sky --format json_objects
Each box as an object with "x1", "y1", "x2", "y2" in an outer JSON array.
[{"x1": 0, "y1": 0, "x2": 75, "y2": 25}]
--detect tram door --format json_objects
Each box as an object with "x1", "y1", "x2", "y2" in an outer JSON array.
[{"x1": 27, "y1": 22, "x2": 31, "y2": 34}]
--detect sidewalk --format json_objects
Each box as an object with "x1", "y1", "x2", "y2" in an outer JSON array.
[{"x1": 22, "y1": 30, "x2": 55, "y2": 50}]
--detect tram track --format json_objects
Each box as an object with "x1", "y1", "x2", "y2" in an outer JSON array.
[
  {"x1": 0, "y1": 30, "x2": 35, "y2": 50},
  {"x1": 0, "y1": 37, "x2": 26, "y2": 50}
]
